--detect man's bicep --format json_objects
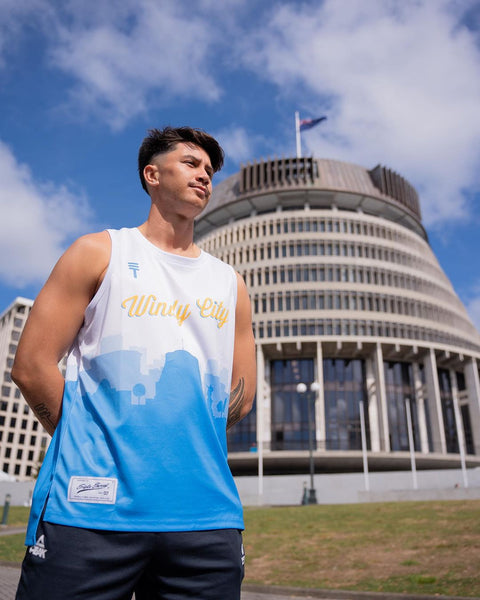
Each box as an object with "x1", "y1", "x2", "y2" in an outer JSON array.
[{"x1": 16, "y1": 233, "x2": 110, "y2": 365}]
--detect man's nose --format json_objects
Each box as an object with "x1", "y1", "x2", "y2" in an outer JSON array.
[{"x1": 197, "y1": 170, "x2": 211, "y2": 184}]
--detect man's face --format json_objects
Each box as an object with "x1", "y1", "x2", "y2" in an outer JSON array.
[{"x1": 147, "y1": 142, "x2": 214, "y2": 218}]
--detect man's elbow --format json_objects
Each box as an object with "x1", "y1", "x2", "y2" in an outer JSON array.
[
  {"x1": 11, "y1": 357, "x2": 30, "y2": 391},
  {"x1": 245, "y1": 393, "x2": 255, "y2": 416},
  {"x1": 11, "y1": 358, "x2": 24, "y2": 385},
  {"x1": 241, "y1": 384, "x2": 256, "y2": 419}
]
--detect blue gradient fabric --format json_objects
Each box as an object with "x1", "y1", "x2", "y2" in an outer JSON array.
[{"x1": 26, "y1": 228, "x2": 242, "y2": 545}]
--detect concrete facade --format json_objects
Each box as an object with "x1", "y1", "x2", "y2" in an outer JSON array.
[
  {"x1": 0, "y1": 298, "x2": 50, "y2": 481},
  {"x1": 196, "y1": 157, "x2": 480, "y2": 475}
]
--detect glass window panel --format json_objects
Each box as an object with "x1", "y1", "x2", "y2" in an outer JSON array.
[
  {"x1": 270, "y1": 358, "x2": 315, "y2": 451},
  {"x1": 323, "y1": 358, "x2": 369, "y2": 451}
]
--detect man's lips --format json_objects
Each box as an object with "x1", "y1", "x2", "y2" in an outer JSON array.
[{"x1": 190, "y1": 183, "x2": 208, "y2": 196}]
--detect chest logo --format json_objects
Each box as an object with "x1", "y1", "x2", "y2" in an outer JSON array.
[{"x1": 128, "y1": 262, "x2": 140, "y2": 278}]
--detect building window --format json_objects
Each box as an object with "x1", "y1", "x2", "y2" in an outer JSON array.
[
  {"x1": 324, "y1": 358, "x2": 369, "y2": 451},
  {"x1": 270, "y1": 358, "x2": 315, "y2": 451},
  {"x1": 437, "y1": 369, "x2": 459, "y2": 454},
  {"x1": 384, "y1": 362, "x2": 420, "y2": 452},
  {"x1": 461, "y1": 404, "x2": 475, "y2": 455}
]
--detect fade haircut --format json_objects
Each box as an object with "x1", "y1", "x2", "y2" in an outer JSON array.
[{"x1": 138, "y1": 126, "x2": 225, "y2": 194}]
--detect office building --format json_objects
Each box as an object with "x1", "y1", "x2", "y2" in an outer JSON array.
[
  {"x1": 0, "y1": 297, "x2": 49, "y2": 480},
  {"x1": 196, "y1": 156, "x2": 480, "y2": 474}
]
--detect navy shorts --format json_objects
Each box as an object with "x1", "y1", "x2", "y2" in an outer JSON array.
[{"x1": 16, "y1": 521, "x2": 245, "y2": 600}]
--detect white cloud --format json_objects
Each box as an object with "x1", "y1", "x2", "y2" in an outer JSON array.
[
  {"x1": 45, "y1": 1, "x2": 221, "y2": 130},
  {"x1": 0, "y1": 141, "x2": 92, "y2": 287},
  {"x1": 215, "y1": 127, "x2": 260, "y2": 166},
  {"x1": 240, "y1": 0, "x2": 480, "y2": 227}
]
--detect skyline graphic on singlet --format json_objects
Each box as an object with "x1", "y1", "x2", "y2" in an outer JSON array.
[{"x1": 81, "y1": 346, "x2": 230, "y2": 420}]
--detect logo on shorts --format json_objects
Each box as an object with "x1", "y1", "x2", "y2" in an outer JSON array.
[
  {"x1": 29, "y1": 534, "x2": 47, "y2": 559},
  {"x1": 241, "y1": 542, "x2": 245, "y2": 566}
]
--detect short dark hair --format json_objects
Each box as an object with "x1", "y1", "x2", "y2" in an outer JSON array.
[{"x1": 138, "y1": 126, "x2": 224, "y2": 194}]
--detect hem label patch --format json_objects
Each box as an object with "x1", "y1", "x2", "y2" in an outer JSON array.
[{"x1": 68, "y1": 476, "x2": 118, "y2": 504}]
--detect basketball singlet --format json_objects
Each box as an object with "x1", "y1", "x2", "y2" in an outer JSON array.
[{"x1": 25, "y1": 228, "x2": 243, "y2": 545}]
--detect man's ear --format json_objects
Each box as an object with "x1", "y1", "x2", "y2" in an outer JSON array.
[{"x1": 143, "y1": 164, "x2": 159, "y2": 188}]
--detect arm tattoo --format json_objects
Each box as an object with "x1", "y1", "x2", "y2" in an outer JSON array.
[
  {"x1": 227, "y1": 377, "x2": 245, "y2": 430},
  {"x1": 33, "y1": 402, "x2": 57, "y2": 432}
]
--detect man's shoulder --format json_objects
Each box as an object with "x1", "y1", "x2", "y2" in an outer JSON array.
[
  {"x1": 64, "y1": 230, "x2": 112, "y2": 273},
  {"x1": 76, "y1": 229, "x2": 111, "y2": 247}
]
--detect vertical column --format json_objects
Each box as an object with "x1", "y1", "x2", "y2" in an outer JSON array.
[
  {"x1": 365, "y1": 356, "x2": 381, "y2": 452},
  {"x1": 314, "y1": 341, "x2": 326, "y2": 451},
  {"x1": 450, "y1": 368, "x2": 465, "y2": 451},
  {"x1": 412, "y1": 361, "x2": 429, "y2": 453},
  {"x1": 423, "y1": 348, "x2": 446, "y2": 454},
  {"x1": 450, "y1": 368, "x2": 469, "y2": 486},
  {"x1": 256, "y1": 344, "x2": 265, "y2": 498},
  {"x1": 374, "y1": 343, "x2": 390, "y2": 451},
  {"x1": 256, "y1": 344, "x2": 270, "y2": 452},
  {"x1": 464, "y1": 357, "x2": 480, "y2": 455}
]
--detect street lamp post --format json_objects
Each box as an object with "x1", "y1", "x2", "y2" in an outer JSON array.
[
  {"x1": 1, "y1": 494, "x2": 11, "y2": 526},
  {"x1": 297, "y1": 382, "x2": 320, "y2": 504}
]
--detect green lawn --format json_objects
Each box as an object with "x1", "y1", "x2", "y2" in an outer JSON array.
[
  {"x1": 2, "y1": 502, "x2": 480, "y2": 597},
  {"x1": 0, "y1": 506, "x2": 30, "y2": 564},
  {"x1": 243, "y1": 500, "x2": 480, "y2": 597}
]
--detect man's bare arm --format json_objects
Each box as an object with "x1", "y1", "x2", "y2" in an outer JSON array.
[
  {"x1": 227, "y1": 273, "x2": 256, "y2": 430},
  {"x1": 11, "y1": 232, "x2": 111, "y2": 435}
]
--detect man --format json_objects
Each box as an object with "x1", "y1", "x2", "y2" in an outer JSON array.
[{"x1": 12, "y1": 126, "x2": 256, "y2": 599}]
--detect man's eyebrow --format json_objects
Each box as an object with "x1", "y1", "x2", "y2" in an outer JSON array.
[{"x1": 184, "y1": 154, "x2": 213, "y2": 175}]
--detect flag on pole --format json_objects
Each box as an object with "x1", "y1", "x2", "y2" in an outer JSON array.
[
  {"x1": 299, "y1": 116, "x2": 327, "y2": 131},
  {"x1": 295, "y1": 112, "x2": 327, "y2": 158}
]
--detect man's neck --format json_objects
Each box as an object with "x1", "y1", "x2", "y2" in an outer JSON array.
[{"x1": 137, "y1": 219, "x2": 200, "y2": 258}]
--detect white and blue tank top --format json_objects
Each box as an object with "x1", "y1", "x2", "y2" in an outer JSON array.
[{"x1": 26, "y1": 227, "x2": 243, "y2": 545}]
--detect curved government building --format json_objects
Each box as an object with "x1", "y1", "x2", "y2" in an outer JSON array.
[{"x1": 196, "y1": 156, "x2": 480, "y2": 475}]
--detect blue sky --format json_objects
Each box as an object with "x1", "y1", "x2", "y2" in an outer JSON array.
[{"x1": 1, "y1": 0, "x2": 480, "y2": 328}]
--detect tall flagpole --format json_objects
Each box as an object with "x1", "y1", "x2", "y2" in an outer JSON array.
[{"x1": 295, "y1": 111, "x2": 301, "y2": 158}]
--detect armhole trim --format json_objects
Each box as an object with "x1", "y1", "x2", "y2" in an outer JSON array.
[{"x1": 84, "y1": 229, "x2": 114, "y2": 314}]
